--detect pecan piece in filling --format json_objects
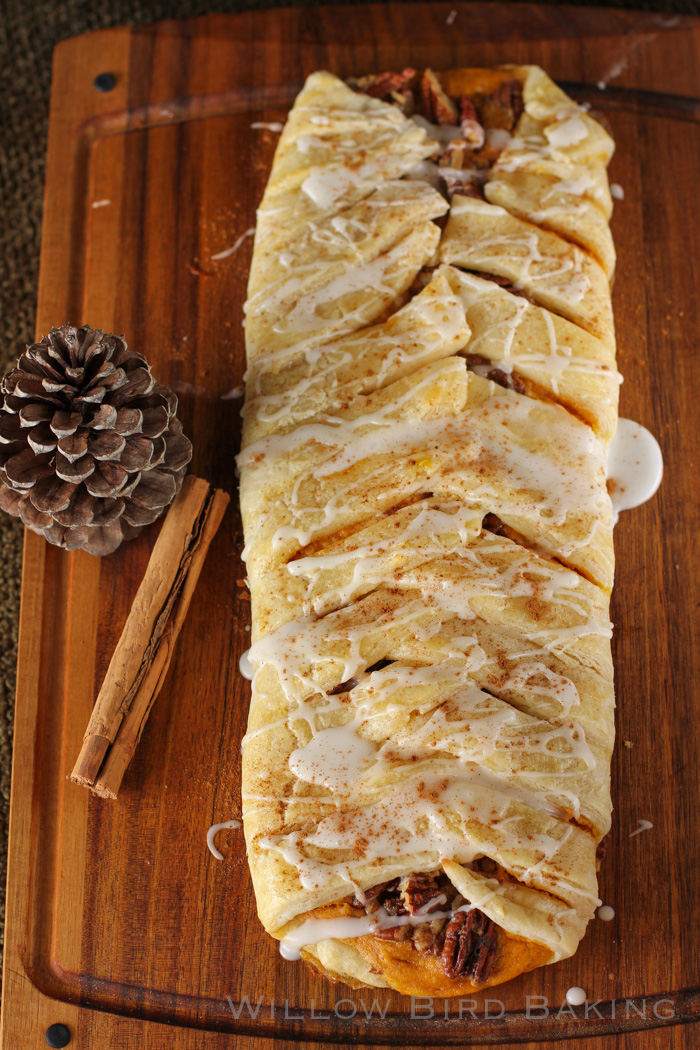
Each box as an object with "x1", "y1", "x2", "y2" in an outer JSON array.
[
  {"x1": 458, "y1": 96, "x2": 485, "y2": 148},
  {"x1": 350, "y1": 878, "x2": 397, "y2": 911},
  {"x1": 375, "y1": 923, "x2": 411, "y2": 942},
  {"x1": 482, "y1": 513, "x2": 506, "y2": 536},
  {"x1": 420, "y1": 68, "x2": 459, "y2": 126},
  {"x1": 349, "y1": 68, "x2": 417, "y2": 114},
  {"x1": 441, "y1": 907, "x2": 498, "y2": 982},
  {"x1": 401, "y1": 870, "x2": 446, "y2": 914},
  {"x1": 465, "y1": 353, "x2": 527, "y2": 394},
  {"x1": 476, "y1": 79, "x2": 524, "y2": 132},
  {"x1": 351, "y1": 869, "x2": 500, "y2": 981},
  {"x1": 352, "y1": 67, "x2": 417, "y2": 100},
  {"x1": 468, "y1": 271, "x2": 535, "y2": 303},
  {"x1": 448, "y1": 179, "x2": 486, "y2": 201}
]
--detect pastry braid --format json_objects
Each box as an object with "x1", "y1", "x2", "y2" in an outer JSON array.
[{"x1": 238, "y1": 65, "x2": 619, "y2": 996}]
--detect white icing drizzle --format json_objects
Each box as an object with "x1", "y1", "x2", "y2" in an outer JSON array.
[
  {"x1": 597, "y1": 904, "x2": 615, "y2": 920},
  {"x1": 293, "y1": 106, "x2": 437, "y2": 211},
  {"x1": 545, "y1": 116, "x2": 589, "y2": 149},
  {"x1": 244, "y1": 565, "x2": 605, "y2": 887},
  {"x1": 245, "y1": 197, "x2": 443, "y2": 353},
  {"x1": 610, "y1": 183, "x2": 624, "y2": 200},
  {"x1": 605, "y1": 418, "x2": 663, "y2": 522},
  {"x1": 447, "y1": 268, "x2": 622, "y2": 398},
  {"x1": 411, "y1": 114, "x2": 468, "y2": 147},
  {"x1": 244, "y1": 277, "x2": 468, "y2": 430},
  {"x1": 260, "y1": 773, "x2": 577, "y2": 895},
  {"x1": 302, "y1": 167, "x2": 363, "y2": 209},
  {"x1": 206, "y1": 819, "x2": 241, "y2": 860},
  {"x1": 251, "y1": 121, "x2": 284, "y2": 132},
  {"x1": 211, "y1": 228, "x2": 255, "y2": 261},
  {"x1": 238, "y1": 72, "x2": 621, "y2": 960},
  {"x1": 280, "y1": 899, "x2": 486, "y2": 960},
  {"x1": 566, "y1": 986, "x2": 587, "y2": 1006},
  {"x1": 239, "y1": 650, "x2": 253, "y2": 680},
  {"x1": 241, "y1": 370, "x2": 609, "y2": 533},
  {"x1": 444, "y1": 198, "x2": 596, "y2": 308}
]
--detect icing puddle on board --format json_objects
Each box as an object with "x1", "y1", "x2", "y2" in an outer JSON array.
[{"x1": 606, "y1": 418, "x2": 663, "y2": 522}]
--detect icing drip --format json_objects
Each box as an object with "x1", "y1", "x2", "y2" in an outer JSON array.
[
  {"x1": 629, "y1": 819, "x2": 653, "y2": 838},
  {"x1": 605, "y1": 418, "x2": 663, "y2": 522},
  {"x1": 211, "y1": 228, "x2": 255, "y2": 261},
  {"x1": 239, "y1": 650, "x2": 254, "y2": 680},
  {"x1": 206, "y1": 819, "x2": 242, "y2": 860}
]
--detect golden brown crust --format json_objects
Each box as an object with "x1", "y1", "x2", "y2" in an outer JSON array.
[{"x1": 242, "y1": 65, "x2": 617, "y2": 998}]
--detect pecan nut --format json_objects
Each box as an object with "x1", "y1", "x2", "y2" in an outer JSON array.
[
  {"x1": 469, "y1": 271, "x2": 534, "y2": 303},
  {"x1": 401, "y1": 871, "x2": 447, "y2": 915},
  {"x1": 412, "y1": 924, "x2": 436, "y2": 954},
  {"x1": 441, "y1": 908, "x2": 498, "y2": 982},
  {"x1": 352, "y1": 68, "x2": 417, "y2": 101},
  {"x1": 458, "y1": 96, "x2": 486, "y2": 148},
  {"x1": 477, "y1": 79, "x2": 524, "y2": 132},
  {"x1": 420, "y1": 69, "x2": 459, "y2": 125},
  {"x1": 497, "y1": 79, "x2": 524, "y2": 130},
  {"x1": 375, "y1": 923, "x2": 411, "y2": 941},
  {"x1": 448, "y1": 179, "x2": 486, "y2": 201},
  {"x1": 350, "y1": 878, "x2": 397, "y2": 909}
]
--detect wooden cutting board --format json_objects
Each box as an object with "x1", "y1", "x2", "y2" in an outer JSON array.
[{"x1": 2, "y1": 5, "x2": 700, "y2": 1048}]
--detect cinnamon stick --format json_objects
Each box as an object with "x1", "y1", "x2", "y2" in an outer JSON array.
[{"x1": 70, "y1": 474, "x2": 230, "y2": 798}]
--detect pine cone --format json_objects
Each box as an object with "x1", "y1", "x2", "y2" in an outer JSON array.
[{"x1": 0, "y1": 325, "x2": 193, "y2": 556}]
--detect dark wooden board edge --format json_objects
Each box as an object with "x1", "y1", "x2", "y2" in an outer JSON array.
[{"x1": 2, "y1": 6, "x2": 700, "y2": 1049}]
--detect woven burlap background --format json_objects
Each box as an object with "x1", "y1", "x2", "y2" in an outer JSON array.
[{"x1": 0, "y1": 0, "x2": 697, "y2": 970}]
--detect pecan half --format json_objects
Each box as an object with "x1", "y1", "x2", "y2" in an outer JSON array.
[
  {"x1": 497, "y1": 79, "x2": 524, "y2": 130},
  {"x1": 412, "y1": 924, "x2": 436, "y2": 954},
  {"x1": 442, "y1": 910, "x2": 470, "y2": 977},
  {"x1": 351, "y1": 68, "x2": 417, "y2": 101},
  {"x1": 482, "y1": 513, "x2": 506, "y2": 535},
  {"x1": 465, "y1": 354, "x2": 527, "y2": 395},
  {"x1": 448, "y1": 180, "x2": 486, "y2": 201},
  {"x1": 401, "y1": 871, "x2": 446, "y2": 914},
  {"x1": 477, "y1": 79, "x2": 524, "y2": 132},
  {"x1": 420, "y1": 68, "x2": 459, "y2": 125},
  {"x1": 458, "y1": 96, "x2": 485, "y2": 148},
  {"x1": 471, "y1": 855, "x2": 498, "y2": 875},
  {"x1": 375, "y1": 923, "x2": 411, "y2": 941},
  {"x1": 350, "y1": 878, "x2": 397, "y2": 909},
  {"x1": 441, "y1": 908, "x2": 498, "y2": 982},
  {"x1": 472, "y1": 917, "x2": 499, "y2": 983}
]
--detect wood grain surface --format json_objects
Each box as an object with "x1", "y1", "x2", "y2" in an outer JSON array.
[{"x1": 1, "y1": 4, "x2": 699, "y2": 1048}]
